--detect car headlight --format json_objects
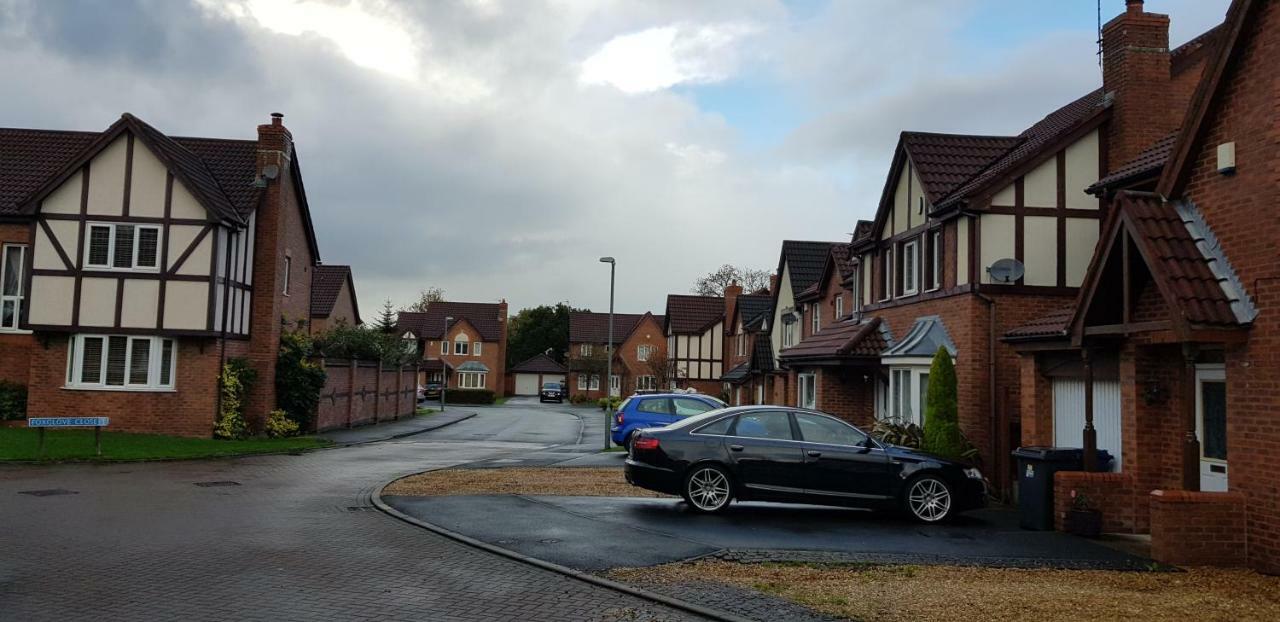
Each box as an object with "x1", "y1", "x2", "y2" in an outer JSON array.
[{"x1": 964, "y1": 467, "x2": 983, "y2": 480}]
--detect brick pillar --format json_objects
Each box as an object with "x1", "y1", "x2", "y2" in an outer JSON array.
[
  {"x1": 345, "y1": 360, "x2": 355, "y2": 429},
  {"x1": 1018, "y1": 352, "x2": 1054, "y2": 446}
]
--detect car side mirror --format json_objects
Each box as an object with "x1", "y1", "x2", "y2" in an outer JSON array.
[{"x1": 858, "y1": 436, "x2": 875, "y2": 453}]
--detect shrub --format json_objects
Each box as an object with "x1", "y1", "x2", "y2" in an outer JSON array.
[
  {"x1": 570, "y1": 393, "x2": 592, "y2": 405},
  {"x1": 314, "y1": 322, "x2": 416, "y2": 366},
  {"x1": 445, "y1": 389, "x2": 495, "y2": 405},
  {"x1": 922, "y1": 347, "x2": 967, "y2": 461},
  {"x1": 871, "y1": 419, "x2": 924, "y2": 448},
  {"x1": 215, "y1": 358, "x2": 256, "y2": 439},
  {"x1": 276, "y1": 329, "x2": 327, "y2": 432},
  {"x1": 0, "y1": 381, "x2": 27, "y2": 421},
  {"x1": 264, "y1": 409, "x2": 300, "y2": 438},
  {"x1": 597, "y1": 396, "x2": 623, "y2": 410}
]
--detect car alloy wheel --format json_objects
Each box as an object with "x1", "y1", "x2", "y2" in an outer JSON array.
[
  {"x1": 906, "y1": 475, "x2": 952, "y2": 523},
  {"x1": 684, "y1": 466, "x2": 732, "y2": 513}
]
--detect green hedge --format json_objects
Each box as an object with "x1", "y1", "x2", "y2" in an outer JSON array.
[
  {"x1": 0, "y1": 381, "x2": 26, "y2": 421},
  {"x1": 445, "y1": 389, "x2": 496, "y2": 405}
]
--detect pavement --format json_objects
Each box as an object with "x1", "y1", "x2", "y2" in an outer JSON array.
[
  {"x1": 0, "y1": 401, "x2": 703, "y2": 622},
  {"x1": 383, "y1": 495, "x2": 1152, "y2": 572},
  {"x1": 319, "y1": 408, "x2": 477, "y2": 445}
]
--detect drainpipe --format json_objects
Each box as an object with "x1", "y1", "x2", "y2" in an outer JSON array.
[{"x1": 974, "y1": 290, "x2": 1000, "y2": 495}]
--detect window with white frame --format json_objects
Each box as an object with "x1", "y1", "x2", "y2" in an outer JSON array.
[
  {"x1": 85, "y1": 223, "x2": 160, "y2": 271},
  {"x1": 1, "y1": 244, "x2": 26, "y2": 331},
  {"x1": 798, "y1": 373, "x2": 817, "y2": 409},
  {"x1": 577, "y1": 374, "x2": 587, "y2": 390},
  {"x1": 454, "y1": 340, "x2": 469, "y2": 355},
  {"x1": 736, "y1": 330, "x2": 745, "y2": 356},
  {"x1": 66, "y1": 334, "x2": 176, "y2": 390},
  {"x1": 580, "y1": 343, "x2": 592, "y2": 356},
  {"x1": 609, "y1": 374, "x2": 620, "y2": 396},
  {"x1": 473, "y1": 342, "x2": 482, "y2": 356},
  {"x1": 810, "y1": 304, "x2": 819, "y2": 335},
  {"x1": 589, "y1": 374, "x2": 600, "y2": 390},
  {"x1": 782, "y1": 316, "x2": 796, "y2": 348},
  {"x1": 637, "y1": 344, "x2": 654, "y2": 361},
  {"x1": 636, "y1": 375, "x2": 657, "y2": 391},
  {"x1": 282, "y1": 256, "x2": 291, "y2": 295},
  {"x1": 900, "y1": 239, "x2": 919, "y2": 296},
  {"x1": 457, "y1": 371, "x2": 485, "y2": 389},
  {"x1": 834, "y1": 294, "x2": 844, "y2": 321},
  {"x1": 887, "y1": 366, "x2": 930, "y2": 426},
  {"x1": 440, "y1": 340, "x2": 448, "y2": 355}
]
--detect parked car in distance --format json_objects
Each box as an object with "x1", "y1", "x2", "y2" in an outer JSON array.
[
  {"x1": 610, "y1": 393, "x2": 726, "y2": 449},
  {"x1": 624, "y1": 407, "x2": 986, "y2": 523},
  {"x1": 540, "y1": 382, "x2": 564, "y2": 403},
  {"x1": 421, "y1": 383, "x2": 442, "y2": 401}
]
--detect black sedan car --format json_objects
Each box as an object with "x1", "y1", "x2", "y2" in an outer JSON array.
[
  {"x1": 624, "y1": 406, "x2": 985, "y2": 523},
  {"x1": 539, "y1": 382, "x2": 564, "y2": 403}
]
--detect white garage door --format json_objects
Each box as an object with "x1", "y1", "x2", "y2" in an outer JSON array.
[
  {"x1": 545, "y1": 374, "x2": 566, "y2": 386},
  {"x1": 1053, "y1": 378, "x2": 1122, "y2": 471},
  {"x1": 515, "y1": 374, "x2": 540, "y2": 396}
]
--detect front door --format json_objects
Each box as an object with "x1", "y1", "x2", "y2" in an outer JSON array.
[
  {"x1": 793, "y1": 413, "x2": 893, "y2": 501},
  {"x1": 1196, "y1": 366, "x2": 1228, "y2": 491}
]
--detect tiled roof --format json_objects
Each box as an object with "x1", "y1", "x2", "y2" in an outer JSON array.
[
  {"x1": 736, "y1": 294, "x2": 772, "y2": 328},
  {"x1": 1124, "y1": 195, "x2": 1252, "y2": 327},
  {"x1": 1171, "y1": 24, "x2": 1225, "y2": 75},
  {"x1": 396, "y1": 301, "x2": 506, "y2": 341},
  {"x1": 1088, "y1": 132, "x2": 1179, "y2": 194},
  {"x1": 750, "y1": 335, "x2": 775, "y2": 373},
  {"x1": 0, "y1": 115, "x2": 261, "y2": 222},
  {"x1": 510, "y1": 353, "x2": 568, "y2": 374},
  {"x1": 833, "y1": 244, "x2": 858, "y2": 280},
  {"x1": 569, "y1": 311, "x2": 661, "y2": 344},
  {"x1": 938, "y1": 89, "x2": 1108, "y2": 209},
  {"x1": 665, "y1": 295, "x2": 725, "y2": 334},
  {"x1": 778, "y1": 317, "x2": 889, "y2": 363},
  {"x1": 310, "y1": 265, "x2": 355, "y2": 320},
  {"x1": 882, "y1": 316, "x2": 956, "y2": 358},
  {"x1": 0, "y1": 128, "x2": 96, "y2": 215},
  {"x1": 780, "y1": 240, "x2": 841, "y2": 295},
  {"x1": 722, "y1": 362, "x2": 750, "y2": 383},
  {"x1": 1004, "y1": 306, "x2": 1074, "y2": 341},
  {"x1": 902, "y1": 132, "x2": 1023, "y2": 203}
]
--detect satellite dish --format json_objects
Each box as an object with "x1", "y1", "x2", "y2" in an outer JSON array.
[{"x1": 987, "y1": 258, "x2": 1025, "y2": 284}]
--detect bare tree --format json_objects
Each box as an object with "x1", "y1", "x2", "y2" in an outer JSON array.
[
  {"x1": 646, "y1": 350, "x2": 674, "y2": 389},
  {"x1": 401, "y1": 287, "x2": 445, "y2": 313},
  {"x1": 692, "y1": 264, "x2": 771, "y2": 296}
]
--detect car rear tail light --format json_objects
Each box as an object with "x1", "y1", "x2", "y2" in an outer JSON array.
[
  {"x1": 633, "y1": 437, "x2": 659, "y2": 451},
  {"x1": 615, "y1": 412, "x2": 624, "y2": 425}
]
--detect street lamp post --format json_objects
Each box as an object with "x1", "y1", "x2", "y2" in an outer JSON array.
[
  {"x1": 441, "y1": 315, "x2": 453, "y2": 412},
  {"x1": 599, "y1": 257, "x2": 615, "y2": 450}
]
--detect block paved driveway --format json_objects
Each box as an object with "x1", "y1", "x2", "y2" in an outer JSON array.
[{"x1": 0, "y1": 405, "x2": 701, "y2": 622}]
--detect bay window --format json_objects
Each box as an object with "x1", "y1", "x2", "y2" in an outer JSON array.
[
  {"x1": 1, "y1": 244, "x2": 26, "y2": 331},
  {"x1": 457, "y1": 371, "x2": 486, "y2": 389},
  {"x1": 67, "y1": 335, "x2": 176, "y2": 390},
  {"x1": 86, "y1": 223, "x2": 160, "y2": 271},
  {"x1": 887, "y1": 366, "x2": 930, "y2": 426}
]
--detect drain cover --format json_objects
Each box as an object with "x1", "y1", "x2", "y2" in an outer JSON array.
[
  {"x1": 19, "y1": 489, "x2": 78, "y2": 497},
  {"x1": 193, "y1": 481, "x2": 241, "y2": 487}
]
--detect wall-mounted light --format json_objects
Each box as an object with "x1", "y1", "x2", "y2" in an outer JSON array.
[{"x1": 1217, "y1": 142, "x2": 1236, "y2": 175}]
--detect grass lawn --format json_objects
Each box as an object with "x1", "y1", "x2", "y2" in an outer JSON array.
[
  {"x1": 415, "y1": 407, "x2": 437, "y2": 416},
  {"x1": 610, "y1": 561, "x2": 1280, "y2": 622},
  {"x1": 0, "y1": 427, "x2": 331, "y2": 462}
]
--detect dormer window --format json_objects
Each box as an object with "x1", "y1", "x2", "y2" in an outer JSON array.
[{"x1": 85, "y1": 223, "x2": 160, "y2": 272}]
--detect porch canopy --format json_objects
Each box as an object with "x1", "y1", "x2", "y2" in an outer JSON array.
[
  {"x1": 778, "y1": 317, "x2": 890, "y2": 368},
  {"x1": 1059, "y1": 191, "x2": 1253, "y2": 483}
]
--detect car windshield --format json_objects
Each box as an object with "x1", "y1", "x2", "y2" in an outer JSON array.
[
  {"x1": 664, "y1": 407, "x2": 731, "y2": 430},
  {"x1": 542, "y1": 383, "x2": 558, "y2": 390}
]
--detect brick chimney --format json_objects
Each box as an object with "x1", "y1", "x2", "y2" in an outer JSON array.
[
  {"x1": 769, "y1": 273, "x2": 779, "y2": 295},
  {"x1": 1102, "y1": 0, "x2": 1179, "y2": 167},
  {"x1": 724, "y1": 281, "x2": 742, "y2": 328}
]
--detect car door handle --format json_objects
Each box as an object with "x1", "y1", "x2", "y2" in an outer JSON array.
[
  {"x1": 806, "y1": 450, "x2": 822, "y2": 458},
  {"x1": 729, "y1": 444, "x2": 744, "y2": 452}
]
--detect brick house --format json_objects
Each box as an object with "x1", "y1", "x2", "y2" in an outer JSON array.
[
  {"x1": 663, "y1": 294, "x2": 727, "y2": 396},
  {"x1": 761, "y1": 241, "x2": 842, "y2": 406},
  {"x1": 566, "y1": 310, "x2": 665, "y2": 399},
  {"x1": 309, "y1": 264, "x2": 361, "y2": 333},
  {"x1": 397, "y1": 301, "x2": 509, "y2": 397},
  {"x1": 723, "y1": 287, "x2": 773, "y2": 406},
  {"x1": 0, "y1": 112, "x2": 333, "y2": 436},
  {"x1": 1009, "y1": 0, "x2": 1278, "y2": 572}
]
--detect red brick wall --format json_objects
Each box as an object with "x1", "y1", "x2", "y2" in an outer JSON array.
[
  {"x1": 1018, "y1": 352, "x2": 1054, "y2": 447},
  {"x1": 315, "y1": 360, "x2": 415, "y2": 431},
  {"x1": 1175, "y1": 0, "x2": 1280, "y2": 574},
  {"x1": 0, "y1": 222, "x2": 32, "y2": 386},
  {"x1": 816, "y1": 367, "x2": 875, "y2": 428},
  {"x1": 26, "y1": 334, "x2": 222, "y2": 437},
  {"x1": 1055, "y1": 471, "x2": 1139, "y2": 534},
  {"x1": 430, "y1": 318, "x2": 506, "y2": 396},
  {"x1": 1150, "y1": 490, "x2": 1248, "y2": 567}
]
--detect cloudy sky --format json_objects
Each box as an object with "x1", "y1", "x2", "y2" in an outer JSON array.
[{"x1": 0, "y1": 0, "x2": 1229, "y2": 316}]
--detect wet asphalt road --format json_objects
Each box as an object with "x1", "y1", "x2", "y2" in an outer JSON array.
[{"x1": 0, "y1": 401, "x2": 701, "y2": 622}]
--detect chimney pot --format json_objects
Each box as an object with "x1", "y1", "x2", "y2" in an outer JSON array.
[
  {"x1": 270, "y1": 112, "x2": 284, "y2": 126},
  {"x1": 1126, "y1": 0, "x2": 1143, "y2": 15}
]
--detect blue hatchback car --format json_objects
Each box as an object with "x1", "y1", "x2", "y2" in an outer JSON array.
[{"x1": 610, "y1": 393, "x2": 726, "y2": 449}]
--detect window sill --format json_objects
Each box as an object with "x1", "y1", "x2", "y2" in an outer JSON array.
[
  {"x1": 83, "y1": 267, "x2": 160, "y2": 274},
  {"x1": 62, "y1": 385, "x2": 177, "y2": 393},
  {"x1": 0, "y1": 328, "x2": 33, "y2": 336}
]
